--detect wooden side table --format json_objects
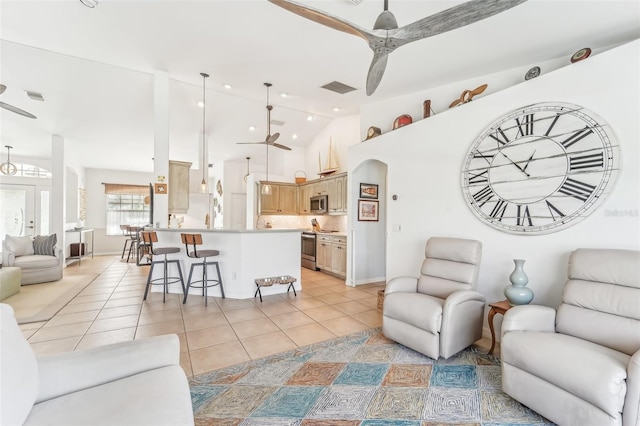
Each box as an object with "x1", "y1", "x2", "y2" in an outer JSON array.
[{"x1": 488, "y1": 299, "x2": 512, "y2": 355}]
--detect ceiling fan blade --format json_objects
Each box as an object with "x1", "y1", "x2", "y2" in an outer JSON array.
[
  {"x1": 0, "y1": 84, "x2": 6, "y2": 95},
  {"x1": 395, "y1": 0, "x2": 527, "y2": 43},
  {"x1": 271, "y1": 142, "x2": 292, "y2": 151},
  {"x1": 366, "y1": 51, "x2": 389, "y2": 96},
  {"x1": 237, "y1": 141, "x2": 267, "y2": 145},
  {"x1": 0, "y1": 101, "x2": 36, "y2": 119},
  {"x1": 267, "y1": 133, "x2": 280, "y2": 143},
  {"x1": 268, "y1": 0, "x2": 374, "y2": 43}
]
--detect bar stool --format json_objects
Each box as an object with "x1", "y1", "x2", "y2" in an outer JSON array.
[
  {"x1": 120, "y1": 225, "x2": 135, "y2": 260},
  {"x1": 125, "y1": 226, "x2": 143, "y2": 263},
  {"x1": 181, "y1": 233, "x2": 224, "y2": 306},
  {"x1": 141, "y1": 231, "x2": 186, "y2": 303}
]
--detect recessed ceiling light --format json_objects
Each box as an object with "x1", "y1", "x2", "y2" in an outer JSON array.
[
  {"x1": 333, "y1": 107, "x2": 341, "y2": 112},
  {"x1": 223, "y1": 84, "x2": 232, "y2": 90},
  {"x1": 292, "y1": 134, "x2": 298, "y2": 139},
  {"x1": 280, "y1": 92, "x2": 289, "y2": 98},
  {"x1": 249, "y1": 126, "x2": 256, "y2": 131},
  {"x1": 197, "y1": 101, "x2": 204, "y2": 108},
  {"x1": 80, "y1": 0, "x2": 99, "y2": 8},
  {"x1": 307, "y1": 115, "x2": 313, "y2": 121}
]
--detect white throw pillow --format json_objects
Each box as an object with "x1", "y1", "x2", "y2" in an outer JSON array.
[{"x1": 4, "y1": 235, "x2": 34, "y2": 257}]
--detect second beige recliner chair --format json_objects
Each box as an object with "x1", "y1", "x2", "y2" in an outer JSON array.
[{"x1": 382, "y1": 237, "x2": 484, "y2": 359}]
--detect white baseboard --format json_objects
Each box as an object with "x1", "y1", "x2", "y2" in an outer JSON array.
[{"x1": 352, "y1": 276, "x2": 386, "y2": 286}]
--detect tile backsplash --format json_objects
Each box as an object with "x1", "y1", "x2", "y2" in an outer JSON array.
[{"x1": 257, "y1": 215, "x2": 346, "y2": 232}]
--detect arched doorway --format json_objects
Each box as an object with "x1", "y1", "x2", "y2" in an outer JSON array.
[{"x1": 347, "y1": 159, "x2": 388, "y2": 287}]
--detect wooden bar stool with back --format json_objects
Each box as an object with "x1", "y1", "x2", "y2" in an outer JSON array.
[
  {"x1": 140, "y1": 230, "x2": 186, "y2": 303},
  {"x1": 181, "y1": 233, "x2": 224, "y2": 306}
]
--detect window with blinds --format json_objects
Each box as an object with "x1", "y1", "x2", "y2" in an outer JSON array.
[{"x1": 104, "y1": 184, "x2": 151, "y2": 235}]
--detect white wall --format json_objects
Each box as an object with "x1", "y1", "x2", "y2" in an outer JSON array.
[
  {"x1": 349, "y1": 40, "x2": 640, "y2": 333},
  {"x1": 84, "y1": 168, "x2": 154, "y2": 254},
  {"x1": 303, "y1": 115, "x2": 360, "y2": 178}
]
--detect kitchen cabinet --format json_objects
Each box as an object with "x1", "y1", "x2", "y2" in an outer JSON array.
[
  {"x1": 259, "y1": 182, "x2": 298, "y2": 215},
  {"x1": 168, "y1": 160, "x2": 192, "y2": 214},
  {"x1": 261, "y1": 172, "x2": 348, "y2": 216},
  {"x1": 317, "y1": 234, "x2": 347, "y2": 278},
  {"x1": 298, "y1": 183, "x2": 312, "y2": 215},
  {"x1": 331, "y1": 235, "x2": 347, "y2": 277},
  {"x1": 309, "y1": 180, "x2": 328, "y2": 197},
  {"x1": 328, "y1": 173, "x2": 347, "y2": 214},
  {"x1": 316, "y1": 235, "x2": 333, "y2": 271}
]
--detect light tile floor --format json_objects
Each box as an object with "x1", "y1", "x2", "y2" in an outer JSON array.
[{"x1": 20, "y1": 256, "x2": 386, "y2": 377}]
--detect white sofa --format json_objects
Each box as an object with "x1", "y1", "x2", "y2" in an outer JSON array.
[
  {"x1": 0, "y1": 303, "x2": 195, "y2": 425},
  {"x1": 501, "y1": 248, "x2": 640, "y2": 426},
  {"x1": 2, "y1": 235, "x2": 63, "y2": 285}
]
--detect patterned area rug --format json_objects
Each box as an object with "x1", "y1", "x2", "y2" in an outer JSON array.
[{"x1": 189, "y1": 328, "x2": 555, "y2": 425}]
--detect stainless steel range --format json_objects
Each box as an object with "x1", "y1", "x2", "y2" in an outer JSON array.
[{"x1": 301, "y1": 231, "x2": 318, "y2": 270}]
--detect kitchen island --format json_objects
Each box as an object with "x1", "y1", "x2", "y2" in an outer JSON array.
[{"x1": 148, "y1": 228, "x2": 301, "y2": 299}]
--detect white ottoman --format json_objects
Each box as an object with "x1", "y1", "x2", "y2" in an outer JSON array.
[{"x1": 0, "y1": 267, "x2": 21, "y2": 301}]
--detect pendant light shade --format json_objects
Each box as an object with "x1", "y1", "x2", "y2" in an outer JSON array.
[
  {"x1": 199, "y1": 72, "x2": 209, "y2": 194},
  {"x1": 0, "y1": 145, "x2": 17, "y2": 176}
]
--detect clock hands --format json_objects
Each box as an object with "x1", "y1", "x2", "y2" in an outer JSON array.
[
  {"x1": 500, "y1": 151, "x2": 530, "y2": 177},
  {"x1": 522, "y1": 150, "x2": 537, "y2": 173}
]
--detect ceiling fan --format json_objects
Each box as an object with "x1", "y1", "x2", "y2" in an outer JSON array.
[
  {"x1": 237, "y1": 82, "x2": 291, "y2": 151},
  {"x1": 268, "y1": 0, "x2": 527, "y2": 95},
  {"x1": 0, "y1": 84, "x2": 37, "y2": 119}
]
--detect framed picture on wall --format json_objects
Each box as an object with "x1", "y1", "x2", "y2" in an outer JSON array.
[
  {"x1": 358, "y1": 200, "x2": 379, "y2": 221},
  {"x1": 359, "y1": 183, "x2": 378, "y2": 199},
  {"x1": 154, "y1": 183, "x2": 167, "y2": 194}
]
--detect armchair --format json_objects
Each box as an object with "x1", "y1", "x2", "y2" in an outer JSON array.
[
  {"x1": 2, "y1": 234, "x2": 63, "y2": 285},
  {"x1": 382, "y1": 237, "x2": 484, "y2": 359},
  {"x1": 0, "y1": 303, "x2": 194, "y2": 425},
  {"x1": 501, "y1": 248, "x2": 640, "y2": 426}
]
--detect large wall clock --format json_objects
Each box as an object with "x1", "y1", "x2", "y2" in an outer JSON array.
[{"x1": 461, "y1": 102, "x2": 620, "y2": 235}]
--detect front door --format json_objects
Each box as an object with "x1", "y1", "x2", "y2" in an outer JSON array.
[{"x1": 0, "y1": 184, "x2": 36, "y2": 237}]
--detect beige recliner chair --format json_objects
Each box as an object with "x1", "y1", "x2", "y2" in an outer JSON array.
[
  {"x1": 501, "y1": 248, "x2": 640, "y2": 426},
  {"x1": 382, "y1": 237, "x2": 484, "y2": 359}
]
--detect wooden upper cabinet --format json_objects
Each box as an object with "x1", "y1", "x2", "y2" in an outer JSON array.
[
  {"x1": 259, "y1": 182, "x2": 298, "y2": 215},
  {"x1": 168, "y1": 160, "x2": 192, "y2": 214},
  {"x1": 327, "y1": 173, "x2": 347, "y2": 215},
  {"x1": 298, "y1": 183, "x2": 311, "y2": 215},
  {"x1": 278, "y1": 184, "x2": 298, "y2": 214},
  {"x1": 260, "y1": 173, "x2": 347, "y2": 216}
]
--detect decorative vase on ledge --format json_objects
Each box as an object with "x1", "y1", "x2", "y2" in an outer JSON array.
[{"x1": 504, "y1": 259, "x2": 534, "y2": 306}]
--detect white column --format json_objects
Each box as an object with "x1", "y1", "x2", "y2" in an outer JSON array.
[
  {"x1": 153, "y1": 71, "x2": 170, "y2": 227},
  {"x1": 51, "y1": 135, "x2": 66, "y2": 259}
]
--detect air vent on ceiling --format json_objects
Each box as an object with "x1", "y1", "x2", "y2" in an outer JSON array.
[
  {"x1": 26, "y1": 91, "x2": 45, "y2": 102},
  {"x1": 321, "y1": 81, "x2": 357, "y2": 94},
  {"x1": 347, "y1": 0, "x2": 362, "y2": 4},
  {"x1": 270, "y1": 119, "x2": 285, "y2": 126}
]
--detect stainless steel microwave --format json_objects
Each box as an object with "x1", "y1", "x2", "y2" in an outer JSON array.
[{"x1": 310, "y1": 195, "x2": 328, "y2": 214}]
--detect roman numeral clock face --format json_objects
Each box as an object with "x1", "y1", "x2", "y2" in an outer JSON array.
[{"x1": 461, "y1": 102, "x2": 620, "y2": 234}]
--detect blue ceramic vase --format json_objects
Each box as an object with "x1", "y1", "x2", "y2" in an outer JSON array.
[{"x1": 504, "y1": 259, "x2": 534, "y2": 306}]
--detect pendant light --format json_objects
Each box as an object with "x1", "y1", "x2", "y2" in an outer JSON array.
[
  {"x1": 0, "y1": 145, "x2": 17, "y2": 176},
  {"x1": 261, "y1": 83, "x2": 273, "y2": 195},
  {"x1": 244, "y1": 157, "x2": 251, "y2": 183},
  {"x1": 199, "y1": 72, "x2": 209, "y2": 194}
]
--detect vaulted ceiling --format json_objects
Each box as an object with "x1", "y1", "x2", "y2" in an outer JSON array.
[{"x1": 1, "y1": 0, "x2": 638, "y2": 172}]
